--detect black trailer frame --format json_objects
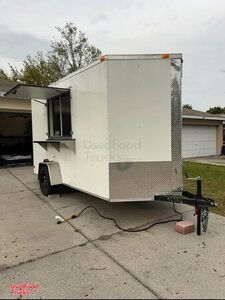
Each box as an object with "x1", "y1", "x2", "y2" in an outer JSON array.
[{"x1": 154, "y1": 177, "x2": 217, "y2": 235}]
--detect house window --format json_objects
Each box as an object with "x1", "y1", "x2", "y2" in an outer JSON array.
[{"x1": 48, "y1": 94, "x2": 72, "y2": 138}]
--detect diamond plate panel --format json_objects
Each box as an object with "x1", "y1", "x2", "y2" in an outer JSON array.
[{"x1": 170, "y1": 58, "x2": 183, "y2": 193}]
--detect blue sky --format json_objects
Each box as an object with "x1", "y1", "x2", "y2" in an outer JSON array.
[{"x1": 0, "y1": 0, "x2": 225, "y2": 110}]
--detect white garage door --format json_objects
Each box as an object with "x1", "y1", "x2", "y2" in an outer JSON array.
[{"x1": 182, "y1": 125, "x2": 217, "y2": 158}]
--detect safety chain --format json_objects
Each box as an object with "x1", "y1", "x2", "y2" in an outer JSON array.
[{"x1": 201, "y1": 206, "x2": 209, "y2": 232}]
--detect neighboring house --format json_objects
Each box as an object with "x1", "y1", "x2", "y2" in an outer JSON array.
[
  {"x1": 182, "y1": 108, "x2": 225, "y2": 158},
  {"x1": 219, "y1": 114, "x2": 225, "y2": 144},
  {"x1": 0, "y1": 79, "x2": 32, "y2": 165},
  {"x1": 224, "y1": 119, "x2": 225, "y2": 144}
]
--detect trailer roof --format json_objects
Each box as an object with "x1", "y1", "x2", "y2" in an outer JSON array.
[
  {"x1": 104, "y1": 53, "x2": 182, "y2": 60},
  {"x1": 52, "y1": 53, "x2": 182, "y2": 85},
  {"x1": 4, "y1": 84, "x2": 70, "y2": 100}
]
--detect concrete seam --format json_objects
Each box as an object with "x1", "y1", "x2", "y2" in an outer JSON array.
[
  {"x1": 0, "y1": 189, "x2": 27, "y2": 195},
  {"x1": 93, "y1": 241, "x2": 161, "y2": 299},
  {"x1": 7, "y1": 169, "x2": 167, "y2": 298},
  {"x1": 3, "y1": 241, "x2": 90, "y2": 271},
  {"x1": 70, "y1": 225, "x2": 161, "y2": 298}
]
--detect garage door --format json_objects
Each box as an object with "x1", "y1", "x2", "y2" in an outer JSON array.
[{"x1": 182, "y1": 125, "x2": 217, "y2": 158}]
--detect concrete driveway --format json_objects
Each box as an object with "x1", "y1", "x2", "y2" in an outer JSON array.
[
  {"x1": 184, "y1": 155, "x2": 225, "y2": 166},
  {"x1": 1, "y1": 166, "x2": 225, "y2": 299}
]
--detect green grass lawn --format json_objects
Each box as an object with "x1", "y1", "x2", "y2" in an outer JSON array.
[{"x1": 183, "y1": 161, "x2": 225, "y2": 216}]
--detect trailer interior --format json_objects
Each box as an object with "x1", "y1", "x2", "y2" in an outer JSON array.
[{"x1": 0, "y1": 112, "x2": 32, "y2": 166}]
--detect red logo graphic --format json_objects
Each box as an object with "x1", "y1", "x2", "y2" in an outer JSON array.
[{"x1": 10, "y1": 283, "x2": 40, "y2": 295}]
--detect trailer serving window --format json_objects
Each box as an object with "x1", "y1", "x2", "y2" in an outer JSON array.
[
  {"x1": 48, "y1": 94, "x2": 72, "y2": 138},
  {"x1": 3, "y1": 83, "x2": 72, "y2": 139}
]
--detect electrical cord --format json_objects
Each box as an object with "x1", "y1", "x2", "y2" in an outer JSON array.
[{"x1": 56, "y1": 199, "x2": 183, "y2": 232}]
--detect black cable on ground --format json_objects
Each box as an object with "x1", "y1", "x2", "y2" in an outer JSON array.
[{"x1": 67, "y1": 200, "x2": 183, "y2": 233}]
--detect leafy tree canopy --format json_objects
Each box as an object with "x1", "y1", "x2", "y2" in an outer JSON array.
[
  {"x1": 0, "y1": 23, "x2": 102, "y2": 85},
  {"x1": 206, "y1": 106, "x2": 225, "y2": 114},
  {"x1": 183, "y1": 104, "x2": 193, "y2": 109},
  {"x1": 0, "y1": 68, "x2": 8, "y2": 80}
]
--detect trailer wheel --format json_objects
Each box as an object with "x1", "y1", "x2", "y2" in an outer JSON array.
[{"x1": 39, "y1": 165, "x2": 55, "y2": 196}]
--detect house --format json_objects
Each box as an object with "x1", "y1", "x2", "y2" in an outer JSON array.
[
  {"x1": 220, "y1": 114, "x2": 225, "y2": 144},
  {"x1": 224, "y1": 120, "x2": 225, "y2": 143},
  {"x1": 0, "y1": 79, "x2": 32, "y2": 165},
  {"x1": 182, "y1": 108, "x2": 225, "y2": 158}
]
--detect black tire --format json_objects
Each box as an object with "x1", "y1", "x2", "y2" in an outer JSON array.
[{"x1": 39, "y1": 166, "x2": 55, "y2": 196}]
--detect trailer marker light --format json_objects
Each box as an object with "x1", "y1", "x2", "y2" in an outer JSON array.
[
  {"x1": 162, "y1": 54, "x2": 170, "y2": 59},
  {"x1": 100, "y1": 55, "x2": 106, "y2": 62}
]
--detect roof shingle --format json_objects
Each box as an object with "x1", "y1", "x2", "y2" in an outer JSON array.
[{"x1": 182, "y1": 107, "x2": 225, "y2": 120}]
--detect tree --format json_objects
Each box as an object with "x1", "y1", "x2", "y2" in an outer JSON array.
[
  {"x1": 9, "y1": 52, "x2": 63, "y2": 86},
  {"x1": 51, "y1": 23, "x2": 101, "y2": 74},
  {"x1": 183, "y1": 104, "x2": 192, "y2": 109},
  {"x1": 1, "y1": 22, "x2": 102, "y2": 85},
  {"x1": 207, "y1": 106, "x2": 225, "y2": 114},
  {"x1": 0, "y1": 68, "x2": 9, "y2": 80}
]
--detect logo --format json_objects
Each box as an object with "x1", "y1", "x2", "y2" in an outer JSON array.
[{"x1": 10, "y1": 283, "x2": 40, "y2": 295}]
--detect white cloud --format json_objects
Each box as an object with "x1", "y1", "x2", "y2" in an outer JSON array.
[{"x1": 0, "y1": 24, "x2": 49, "y2": 60}]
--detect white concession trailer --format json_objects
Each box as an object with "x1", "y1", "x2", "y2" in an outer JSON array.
[{"x1": 4, "y1": 54, "x2": 183, "y2": 202}]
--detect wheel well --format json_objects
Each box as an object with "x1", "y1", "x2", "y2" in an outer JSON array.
[
  {"x1": 38, "y1": 163, "x2": 48, "y2": 180},
  {"x1": 38, "y1": 161, "x2": 62, "y2": 186}
]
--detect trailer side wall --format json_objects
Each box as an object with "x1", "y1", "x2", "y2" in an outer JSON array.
[
  {"x1": 33, "y1": 62, "x2": 110, "y2": 199},
  {"x1": 107, "y1": 58, "x2": 172, "y2": 162}
]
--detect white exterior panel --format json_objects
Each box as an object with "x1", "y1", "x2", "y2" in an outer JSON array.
[
  {"x1": 31, "y1": 99, "x2": 48, "y2": 174},
  {"x1": 107, "y1": 59, "x2": 172, "y2": 162},
  {"x1": 182, "y1": 125, "x2": 217, "y2": 158},
  {"x1": 46, "y1": 62, "x2": 110, "y2": 199}
]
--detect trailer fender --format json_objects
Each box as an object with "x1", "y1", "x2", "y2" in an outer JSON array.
[{"x1": 38, "y1": 161, "x2": 62, "y2": 186}]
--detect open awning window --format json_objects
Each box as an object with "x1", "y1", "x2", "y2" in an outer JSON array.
[{"x1": 4, "y1": 84, "x2": 70, "y2": 100}]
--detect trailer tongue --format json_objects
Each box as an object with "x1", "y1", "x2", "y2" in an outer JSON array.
[
  {"x1": 55, "y1": 177, "x2": 216, "y2": 236},
  {"x1": 155, "y1": 176, "x2": 217, "y2": 235}
]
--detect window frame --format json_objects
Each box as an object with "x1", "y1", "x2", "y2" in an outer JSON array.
[{"x1": 47, "y1": 93, "x2": 72, "y2": 140}]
